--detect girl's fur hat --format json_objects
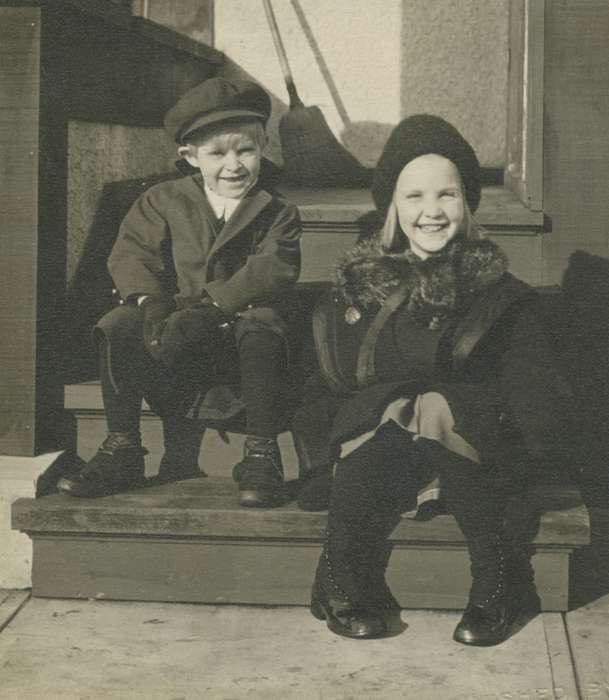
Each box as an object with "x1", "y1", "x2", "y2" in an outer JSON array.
[{"x1": 372, "y1": 114, "x2": 481, "y2": 217}]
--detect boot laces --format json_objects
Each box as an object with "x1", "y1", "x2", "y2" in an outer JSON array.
[
  {"x1": 472, "y1": 534, "x2": 507, "y2": 607},
  {"x1": 243, "y1": 448, "x2": 283, "y2": 478},
  {"x1": 99, "y1": 433, "x2": 143, "y2": 455},
  {"x1": 322, "y1": 529, "x2": 368, "y2": 607}
]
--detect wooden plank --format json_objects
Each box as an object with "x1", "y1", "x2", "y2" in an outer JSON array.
[
  {"x1": 0, "y1": 239, "x2": 38, "y2": 261},
  {"x1": 0, "y1": 108, "x2": 37, "y2": 142},
  {"x1": 0, "y1": 598, "x2": 565, "y2": 700},
  {"x1": 11, "y1": 478, "x2": 589, "y2": 546},
  {"x1": 0, "y1": 7, "x2": 41, "y2": 50},
  {"x1": 505, "y1": 0, "x2": 545, "y2": 211},
  {"x1": 505, "y1": 0, "x2": 524, "y2": 192},
  {"x1": 0, "y1": 217, "x2": 37, "y2": 241},
  {"x1": 0, "y1": 378, "x2": 36, "y2": 398},
  {"x1": 522, "y1": 0, "x2": 545, "y2": 211},
  {"x1": 0, "y1": 590, "x2": 30, "y2": 633},
  {"x1": 29, "y1": 534, "x2": 572, "y2": 610},
  {"x1": 565, "y1": 606, "x2": 609, "y2": 699},
  {"x1": 0, "y1": 6, "x2": 40, "y2": 457},
  {"x1": 542, "y1": 613, "x2": 580, "y2": 700},
  {"x1": 0, "y1": 64, "x2": 39, "y2": 109},
  {"x1": 0, "y1": 317, "x2": 36, "y2": 351}
]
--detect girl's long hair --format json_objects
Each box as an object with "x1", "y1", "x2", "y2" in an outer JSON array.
[{"x1": 380, "y1": 193, "x2": 483, "y2": 254}]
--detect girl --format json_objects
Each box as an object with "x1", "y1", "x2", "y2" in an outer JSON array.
[{"x1": 294, "y1": 115, "x2": 573, "y2": 645}]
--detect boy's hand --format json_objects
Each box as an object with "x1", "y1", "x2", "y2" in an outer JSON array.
[
  {"x1": 158, "y1": 304, "x2": 232, "y2": 368},
  {"x1": 140, "y1": 295, "x2": 175, "y2": 361}
]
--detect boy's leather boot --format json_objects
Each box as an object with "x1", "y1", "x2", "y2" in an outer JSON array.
[
  {"x1": 156, "y1": 418, "x2": 207, "y2": 485},
  {"x1": 57, "y1": 432, "x2": 147, "y2": 498},
  {"x1": 234, "y1": 436, "x2": 285, "y2": 507}
]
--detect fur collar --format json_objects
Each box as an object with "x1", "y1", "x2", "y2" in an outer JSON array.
[{"x1": 334, "y1": 234, "x2": 509, "y2": 329}]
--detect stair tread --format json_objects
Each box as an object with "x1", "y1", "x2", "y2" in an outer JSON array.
[{"x1": 12, "y1": 477, "x2": 589, "y2": 547}]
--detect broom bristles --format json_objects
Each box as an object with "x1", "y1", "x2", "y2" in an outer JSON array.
[{"x1": 279, "y1": 105, "x2": 372, "y2": 189}]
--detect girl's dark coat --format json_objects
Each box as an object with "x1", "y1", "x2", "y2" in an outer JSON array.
[{"x1": 295, "y1": 236, "x2": 575, "y2": 482}]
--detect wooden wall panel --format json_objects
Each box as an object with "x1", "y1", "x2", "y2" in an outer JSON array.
[
  {"x1": 0, "y1": 7, "x2": 41, "y2": 455},
  {"x1": 542, "y1": 0, "x2": 609, "y2": 281}
]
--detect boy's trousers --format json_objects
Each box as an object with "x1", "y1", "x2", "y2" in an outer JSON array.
[{"x1": 94, "y1": 305, "x2": 288, "y2": 438}]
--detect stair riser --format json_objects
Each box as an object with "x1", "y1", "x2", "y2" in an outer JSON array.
[{"x1": 29, "y1": 535, "x2": 570, "y2": 611}]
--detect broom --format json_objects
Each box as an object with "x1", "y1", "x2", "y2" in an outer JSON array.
[{"x1": 262, "y1": 0, "x2": 371, "y2": 189}]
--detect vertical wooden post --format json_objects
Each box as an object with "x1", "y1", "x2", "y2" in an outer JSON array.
[
  {"x1": 505, "y1": 0, "x2": 545, "y2": 212},
  {"x1": 0, "y1": 7, "x2": 66, "y2": 456}
]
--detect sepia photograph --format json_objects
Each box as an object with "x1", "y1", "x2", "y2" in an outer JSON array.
[{"x1": 0, "y1": 1, "x2": 608, "y2": 698}]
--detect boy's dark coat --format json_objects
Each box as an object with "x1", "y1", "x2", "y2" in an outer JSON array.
[
  {"x1": 97, "y1": 172, "x2": 301, "y2": 423},
  {"x1": 107, "y1": 172, "x2": 301, "y2": 338}
]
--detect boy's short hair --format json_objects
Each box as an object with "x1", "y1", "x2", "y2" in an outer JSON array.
[
  {"x1": 184, "y1": 118, "x2": 267, "y2": 151},
  {"x1": 164, "y1": 77, "x2": 271, "y2": 145}
]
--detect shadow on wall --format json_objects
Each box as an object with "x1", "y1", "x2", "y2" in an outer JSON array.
[
  {"x1": 562, "y1": 254, "x2": 609, "y2": 610},
  {"x1": 64, "y1": 171, "x2": 183, "y2": 383},
  {"x1": 560, "y1": 251, "x2": 609, "y2": 501}
]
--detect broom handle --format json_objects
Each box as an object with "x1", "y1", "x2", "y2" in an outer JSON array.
[{"x1": 262, "y1": 0, "x2": 304, "y2": 108}]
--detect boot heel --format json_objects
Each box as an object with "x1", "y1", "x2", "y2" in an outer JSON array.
[{"x1": 310, "y1": 595, "x2": 326, "y2": 621}]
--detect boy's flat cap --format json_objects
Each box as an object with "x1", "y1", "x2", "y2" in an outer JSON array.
[{"x1": 164, "y1": 77, "x2": 271, "y2": 143}]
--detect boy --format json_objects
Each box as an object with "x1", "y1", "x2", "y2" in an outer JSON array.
[{"x1": 58, "y1": 77, "x2": 302, "y2": 507}]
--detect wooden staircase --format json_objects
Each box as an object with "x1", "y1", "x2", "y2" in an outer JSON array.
[
  {"x1": 14, "y1": 379, "x2": 590, "y2": 611},
  {"x1": 12, "y1": 476, "x2": 589, "y2": 611}
]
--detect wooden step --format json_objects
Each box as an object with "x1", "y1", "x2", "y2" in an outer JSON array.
[
  {"x1": 12, "y1": 478, "x2": 589, "y2": 611},
  {"x1": 64, "y1": 381, "x2": 301, "y2": 478}
]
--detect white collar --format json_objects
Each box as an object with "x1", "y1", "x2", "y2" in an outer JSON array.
[{"x1": 204, "y1": 182, "x2": 257, "y2": 222}]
